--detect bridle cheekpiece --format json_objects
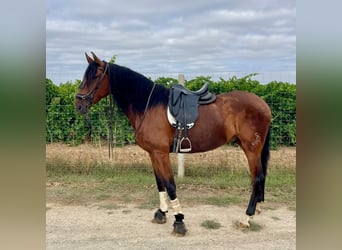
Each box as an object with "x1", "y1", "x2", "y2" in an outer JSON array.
[{"x1": 75, "y1": 61, "x2": 109, "y2": 104}]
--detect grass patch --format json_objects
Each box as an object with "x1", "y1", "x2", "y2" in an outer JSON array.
[
  {"x1": 248, "y1": 221, "x2": 263, "y2": 232},
  {"x1": 233, "y1": 220, "x2": 263, "y2": 232},
  {"x1": 201, "y1": 220, "x2": 222, "y2": 230},
  {"x1": 204, "y1": 195, "x2": 242, "y2": 206},
  {"x1": 46, "y1": 144, "x2": 296, "y2": 207},
  {"x1": 97, "y1": 204, "x2": 122, "y2": 210},
  {"x1": 271, "y1": 216, "x2": 281, "y2": 221},
  {"x1": 47, "y1": 167, "x2": 295, "y2": 207}
]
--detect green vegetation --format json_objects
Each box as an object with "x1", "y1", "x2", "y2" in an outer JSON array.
[
  {"x1": 234, "y1": 220, "x2": 264, "y2": 232},
  {"x1": 46, "y1": 157, "x2": 296, "y2": 208},
  {"x1": 46, "y1": 74, "x2": 296, "y2": 149},
  {"x1": 201, "y1": 220, "x2": 222, "y2": 230}
]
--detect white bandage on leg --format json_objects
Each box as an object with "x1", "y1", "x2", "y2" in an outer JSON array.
[
  {"x1": 256, "y1": 202, "x2": 262, "y2": 214},
  {"x1": 159, "y1": 191, "x2": 168, "y2": 212},
  {"x1": 170, "y1": 198, "x2": 183, "y2": 215},
  {"x1": 238, "y1": 214, "x2": 251, "y2": 228}
]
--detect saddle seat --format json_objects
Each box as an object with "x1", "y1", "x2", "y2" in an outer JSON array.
[
  {"x1": 167, "y1": 83, "x2": 216, "y2": 153},
  {"x1": 170, "y1": 83, "x2": 216, "y2": 104}
]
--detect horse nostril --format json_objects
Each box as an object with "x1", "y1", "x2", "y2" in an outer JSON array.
[
  {"x1": 76, "y1": 104, "x2": 83, "y2": 113},
  {"x1": 76, "y1": 103, "x2": 90, "y2": 114}
]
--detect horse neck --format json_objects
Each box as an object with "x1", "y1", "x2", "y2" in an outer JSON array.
[{"x1": 108, "y1": 64, "x2": 155, "y2": 115}]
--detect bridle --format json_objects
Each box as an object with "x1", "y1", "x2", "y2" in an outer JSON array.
[
  {"x1": 75, "y1": 61, "x2": 109, "y2": 104},
  {"x1": 75, "y1": 60, "x2": 115, "y2": 158}
]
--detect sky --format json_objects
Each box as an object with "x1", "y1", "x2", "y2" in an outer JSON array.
[{"x1": 46, "y1": 0, "x2": 296, "y2": 84}]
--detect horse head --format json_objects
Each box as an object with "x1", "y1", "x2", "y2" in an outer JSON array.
[{"x1": 75, "y1": 52, "x2": 110, "y2": 114}]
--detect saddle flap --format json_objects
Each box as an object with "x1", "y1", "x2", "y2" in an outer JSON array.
[
  {"x1": 168, "y1": 90, "x2": 199, "y2": 126},
  {"x1": 182, "y1": 94, "x2": 199, "y2": 125},
  {"x1": 168, "y1": 83, "x2": 216, "y2": 127},
  {"x1": 169, "y1": 88, "x2": 183, "y2": 116}
]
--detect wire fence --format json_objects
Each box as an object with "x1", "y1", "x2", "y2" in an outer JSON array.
[
  {"x1": 47, "y1": 71, "x2": 296, "y2": 86},
  {"x1": 46, "y1": 72, "x2": 296, "y2": 149},
  {"x1": 46, "y1": 71, "x2": 295, "y2": 178}
]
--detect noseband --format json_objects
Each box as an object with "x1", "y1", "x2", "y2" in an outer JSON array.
[{"x1": 75, "y1": 61, "x2": 109, "y2": 104}]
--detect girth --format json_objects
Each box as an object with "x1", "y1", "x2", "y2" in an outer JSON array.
[{"x1": 168, "y1": 83, "x2": 216, "y2": 152}]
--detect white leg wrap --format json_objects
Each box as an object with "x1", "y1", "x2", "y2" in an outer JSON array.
[
  {"x1": 256, "y1": 203, "x2": 262, "y2": 214},
  {"x1": 238, "y1": 214, "x2": 251, "y2": 228},
  {"x1": 159, "y1": 191, "x2": 168, "y2": 212},
  {"x1": 170, "y1": 198, "x2": 183, "y2": 215}
]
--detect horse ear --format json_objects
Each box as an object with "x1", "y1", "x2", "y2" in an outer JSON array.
[
  {"x1": 91, "y1": 51, "x2": 104, "y2": 66},
  {"x1": 85, "y1": 52, "x2": 93, "y2": 64}
]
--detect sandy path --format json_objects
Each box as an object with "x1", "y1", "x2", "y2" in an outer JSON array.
[{"x1": 46, "y1": 203, "x2": 295, "y2": 250}]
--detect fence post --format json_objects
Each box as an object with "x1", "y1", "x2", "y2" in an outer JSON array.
[{"x1": 177, "y1": 74, "x2": 185, "y2": 177}]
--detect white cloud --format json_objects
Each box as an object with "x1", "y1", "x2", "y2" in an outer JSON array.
[{"x1": 46, "y1": 0, "x2": 296, "y2": 84}]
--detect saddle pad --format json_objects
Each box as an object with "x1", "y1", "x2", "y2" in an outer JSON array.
[{"x1": 167, "y1": 107, "x2": 194, "y2": 129}]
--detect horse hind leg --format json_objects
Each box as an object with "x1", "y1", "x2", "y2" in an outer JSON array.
[
  {"x1": 259, "y1": 128, "x2": 270, "y2": 203},
  {"x1": 237, "y1": 152, "x2": 265, "y2": 228},
  {"x1": 246, "y1": 159, "x2": 265, "y2": 216},
  {"x1": 237, "y1": 130, "x2": 270, "y2": 227},
  {"x1": 255, "y1": 128, "x2": 271, "y2": 214}
]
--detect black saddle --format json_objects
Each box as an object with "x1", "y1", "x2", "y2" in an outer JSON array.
[
  {"x1": 170, "y1": 83, "x2": 216, "y2": 104},
  {"x1": 168, "y1": 83, "x2": 216, "y2": 152}
]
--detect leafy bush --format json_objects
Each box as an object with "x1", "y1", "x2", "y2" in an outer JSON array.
[{"x1": 46, "y1": 74, "x2": 296, "y2": 148}]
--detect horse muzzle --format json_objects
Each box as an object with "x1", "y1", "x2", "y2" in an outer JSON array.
[{"x1": 76, "y1": 102, "x2": 91, "y2": 115}]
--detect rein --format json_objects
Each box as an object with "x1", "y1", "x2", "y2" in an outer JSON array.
[
  {"x1": 75, "y1": 61, "x2": 109, "y2": 103},
  {"x1": 75, "y1": 61, "x2": 155, "y2": 154},
  {"x1": 76, "y1": 61, "x2": 114, "y2": 159},
  {"x1": 133, "y1": 83, "x2": 156, "y2": 137},
  {"x1": 106, "y1": 65, "x2": 114, "y2": 159}
]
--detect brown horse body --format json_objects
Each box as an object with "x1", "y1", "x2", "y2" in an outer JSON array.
[{"x1": 75, "y1": 52, "x2": 271, "y2": 236}]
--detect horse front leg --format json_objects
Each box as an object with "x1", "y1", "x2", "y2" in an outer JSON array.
[
  {"x1": 151, "y1": 174, "x2": 168, "y2": 224},
  {"x1": 149, "y1": 151, "x2": 187, "y2": 236}
]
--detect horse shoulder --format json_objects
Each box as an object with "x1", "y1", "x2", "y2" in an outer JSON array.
[{"x1": 135, "y1": 105, "x2": 172, "y2": 153}]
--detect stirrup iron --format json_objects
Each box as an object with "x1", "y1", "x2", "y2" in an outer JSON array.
[{"x1": 179, "y1": 137, "x2": 192, "y2": 152}]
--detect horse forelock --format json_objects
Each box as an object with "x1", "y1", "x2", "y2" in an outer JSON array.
[{"x1": 79, "y1": 62, "x2": 98, "y2": 89}]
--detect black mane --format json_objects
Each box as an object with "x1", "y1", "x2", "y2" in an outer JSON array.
[{"x1": 108, "y1": 63, "x2": 169, "y2": 114}]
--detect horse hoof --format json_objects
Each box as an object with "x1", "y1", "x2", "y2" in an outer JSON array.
[
  {"x1": 152, "y1": 209, "x2": 167, "y2": 224},
  {"x1": 238, "y1": 221, "x2": 250, "y2": 229},
  {"x1": 236, "y1": 215, "x2": 251, "y2": 229},
  {"x1": 172, "y1": 221, "x2": 187, "y2": 236}
]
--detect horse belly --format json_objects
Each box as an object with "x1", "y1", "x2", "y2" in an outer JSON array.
[
  {"x1": 186, "y1": 106, "x2": 229, "y2": 153},
  {"x1": 188, "y1": 131, "x2": 227, "y2": 153}
]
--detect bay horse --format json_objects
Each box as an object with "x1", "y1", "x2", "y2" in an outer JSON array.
[{"x1": 75, "y1": 52, "x2": 271, "y2": 236}]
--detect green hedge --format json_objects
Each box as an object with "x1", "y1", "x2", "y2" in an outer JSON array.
[{"x1": 46, "y1": 74, "x2": 296, "y2": 149}]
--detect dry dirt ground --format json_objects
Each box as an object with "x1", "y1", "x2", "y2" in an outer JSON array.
[
  {"x1": 46, "y1": 144, "x2": 295, "y2": 249},
  {"x1": 46, "y1": 202, "x2": 295, "y2": 250}
]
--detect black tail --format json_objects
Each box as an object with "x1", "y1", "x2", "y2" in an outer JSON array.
[
  {"x1": 261, "y1": 128, "x2": 271, "y2": 177},
  {"x1": 246, "y1": 127, "x2": 271, "y2": 215}
]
